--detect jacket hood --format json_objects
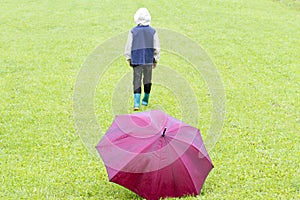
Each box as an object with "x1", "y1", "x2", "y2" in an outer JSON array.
[{"x1": 134, "y1": 8, "x2": 151, "y2": 26}]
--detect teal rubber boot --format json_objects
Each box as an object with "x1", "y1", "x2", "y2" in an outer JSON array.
[
  {"x1": 142, "y1": 93, "x2": 150, "y2": 106},
  {"x1": 133, "y1": 93, "x2": 141, "y2": 111}
]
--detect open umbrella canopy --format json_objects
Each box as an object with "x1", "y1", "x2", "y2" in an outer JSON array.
[{"x1": 96, "y1": 110, "x2": 213, "y2": 200}]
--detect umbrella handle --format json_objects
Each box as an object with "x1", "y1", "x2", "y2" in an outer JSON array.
[{"x1": 162, "y1": 127, "x2": 167, "y2": 137}]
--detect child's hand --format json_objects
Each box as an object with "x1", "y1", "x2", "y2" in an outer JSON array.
[
  {"x1": 152, "y1": 63, "x2": 157, "y2": 69},
  {"x1": 127, "y1": 59, "x2": 133, "y2": 67},
  {"x1": 153, "y1": 59, "x2": 157, "y2": 69}
]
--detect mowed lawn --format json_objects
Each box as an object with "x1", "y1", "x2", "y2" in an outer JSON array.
[{"x1": 1, "y1": 0, "x2": 299, "y2": 199}]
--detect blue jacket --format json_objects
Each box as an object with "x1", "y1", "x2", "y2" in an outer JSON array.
[{"x1": 131, "y1": 25, "x2": 156, "y2": 65}]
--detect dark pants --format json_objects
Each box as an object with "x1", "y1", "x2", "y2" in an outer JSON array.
[{"x1": 133, "y1": 65, "x2": 152, "y2": 94}]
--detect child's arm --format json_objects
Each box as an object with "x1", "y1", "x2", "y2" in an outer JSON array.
[
  {"x1": 153, "y1": 31, "x2": 160, "y2": 68},
  {"x1": 124, "y1": 31, "x2": 132, "y2": 66},
  {"x1": 153, "y1": 31, "x2": 160, "y2": 63}
]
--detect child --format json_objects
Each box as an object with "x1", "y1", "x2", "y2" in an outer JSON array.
[{"x1": 124, "y1": 8, "x2": 160, "y2": 111}]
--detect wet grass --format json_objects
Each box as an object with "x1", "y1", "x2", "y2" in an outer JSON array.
[{"x1": 1, "y1": 0, "x2": 299, "y2": 199}]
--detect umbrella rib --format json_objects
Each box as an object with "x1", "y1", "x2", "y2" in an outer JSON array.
[
  {"x1": 110, "y1": 136, "x2": 160, "y2": 176},
  {"x1": 168, "y1": 131, "x2": 210, "y2": 159},
  {"x1": 167, "y1": 142, "x2": 198, "y2": 193}
]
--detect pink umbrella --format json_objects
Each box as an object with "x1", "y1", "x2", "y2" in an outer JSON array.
[{"x1": 96, "y1": 110, "x2": 213, "y2": 200}]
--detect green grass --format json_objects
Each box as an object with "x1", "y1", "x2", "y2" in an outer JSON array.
[{"x1": 1, "y1": 0, "x2": 299, "y2": 199}]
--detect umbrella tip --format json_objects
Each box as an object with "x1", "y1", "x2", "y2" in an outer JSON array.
[{"x1": 162, "y1": 127, "x2": 167, "y2": 137}]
